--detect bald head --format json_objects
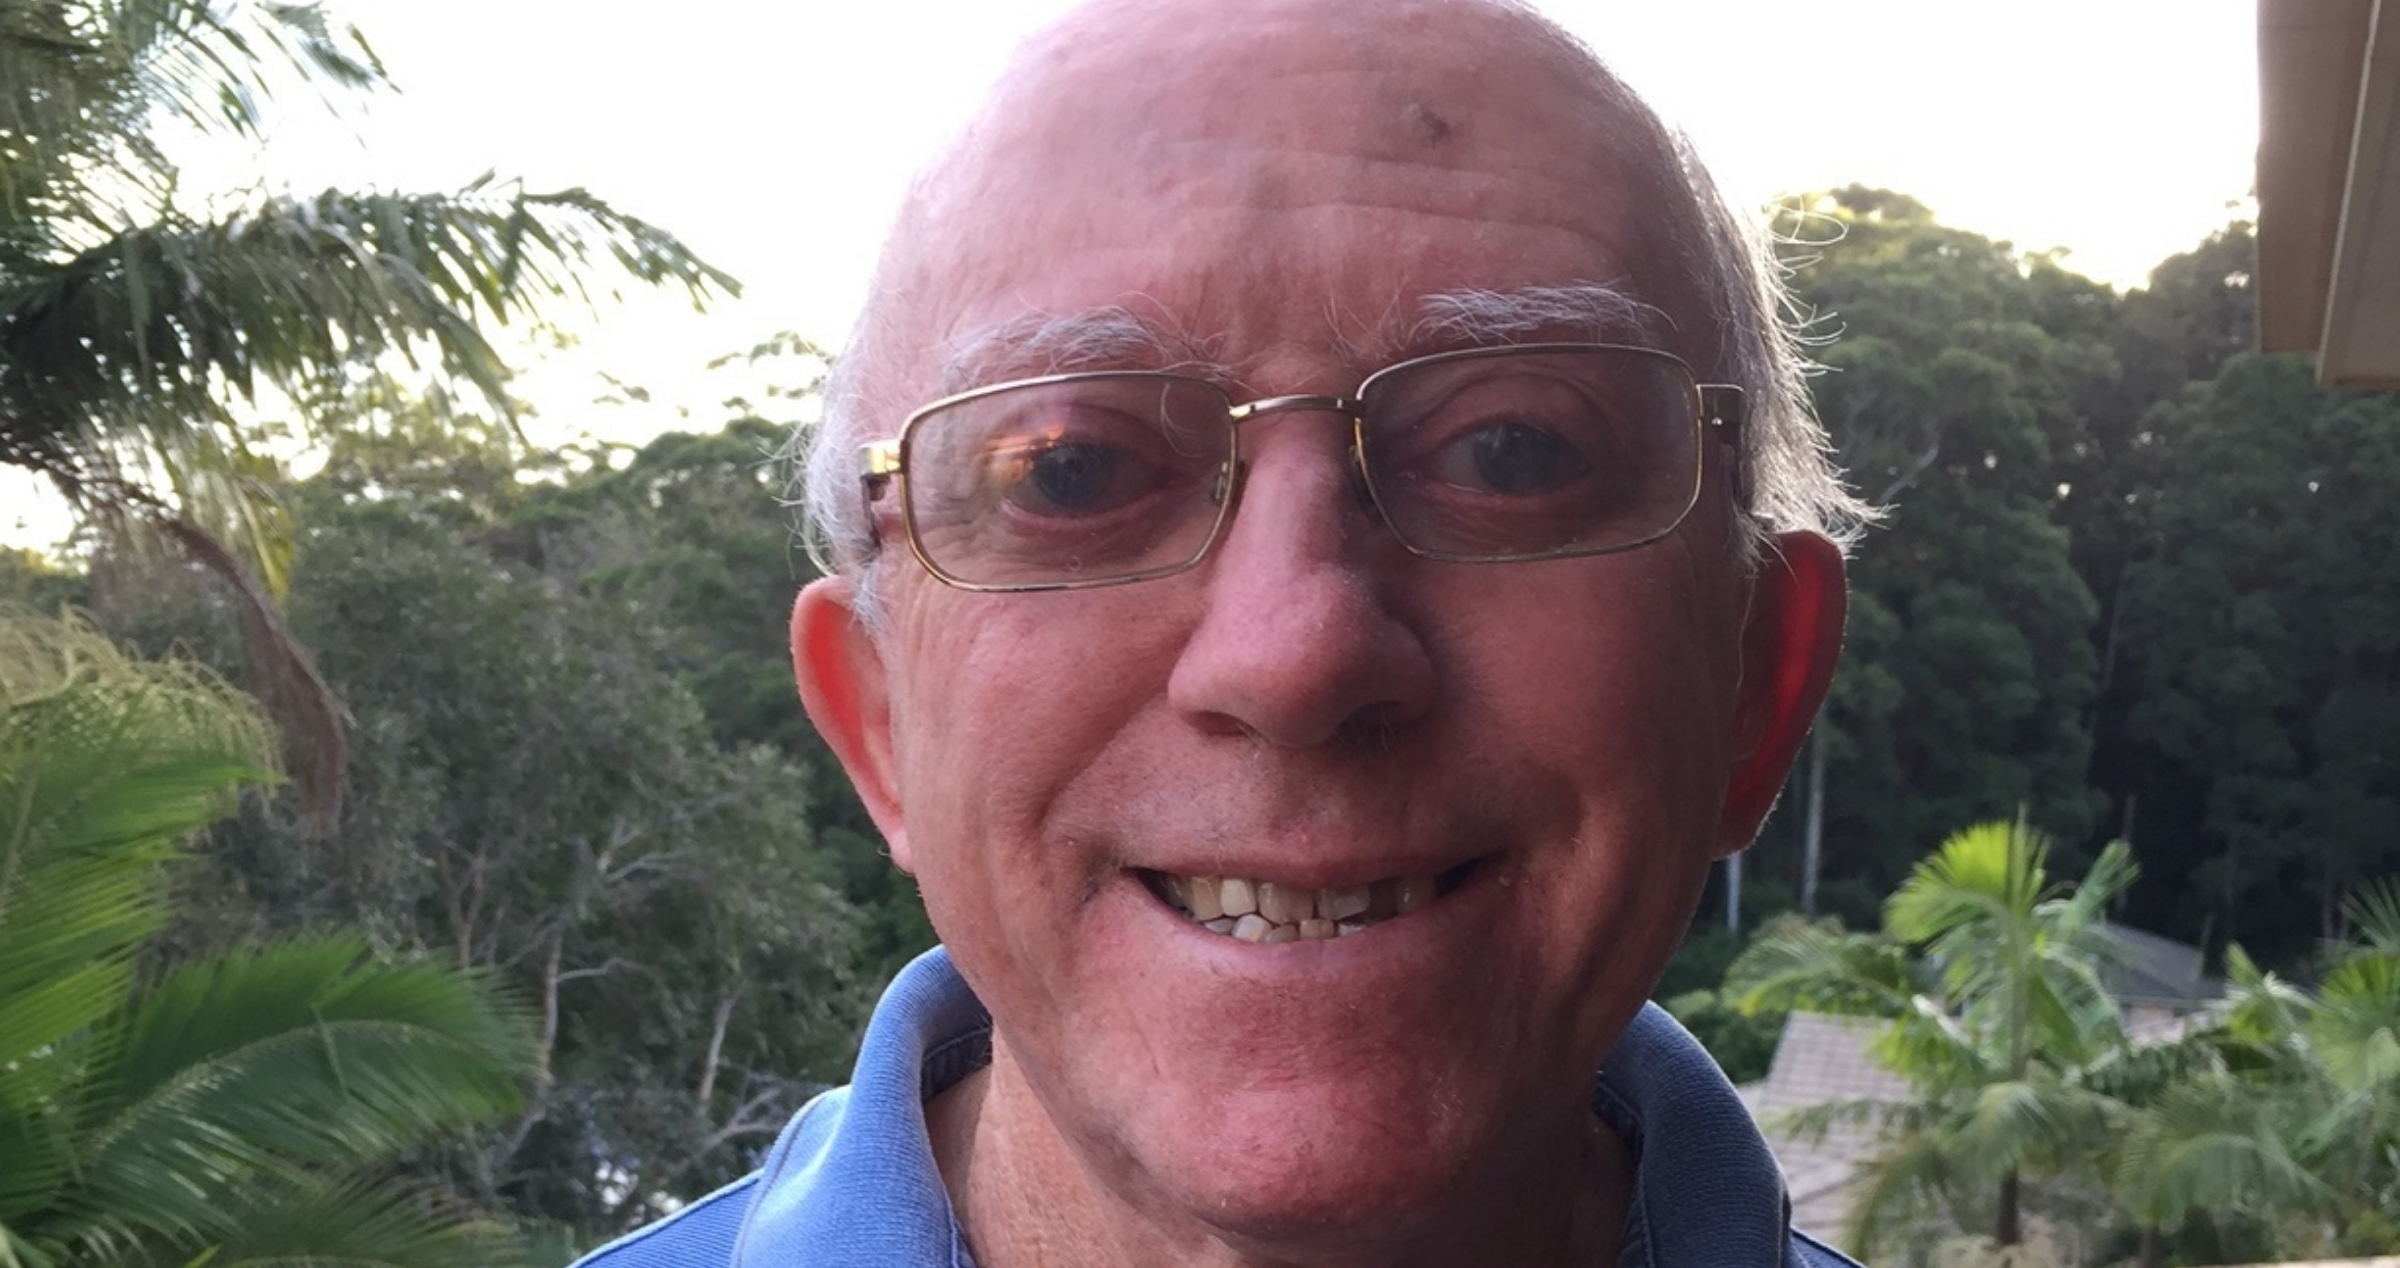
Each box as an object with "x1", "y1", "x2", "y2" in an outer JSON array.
[
  {"x1": 802, "y1": 0, "x2": 1864, "y2": 575},
  {"x1": 776, "y1": 8, "x2": 1861, "y2": 1257}
]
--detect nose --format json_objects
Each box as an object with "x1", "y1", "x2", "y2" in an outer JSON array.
[{"x1": 1166, "y1": 419, "x2": 1438, "y2": 747}]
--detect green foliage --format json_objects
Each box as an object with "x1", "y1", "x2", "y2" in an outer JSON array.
[
  {"x1": 1768, "y1": 189, "x2": 2108, "y2": 912},
  {"x1": 1662, "y1": 987, "x2": 1786, "y2": 1085},
  {"x1": 1726, "y1": 822, "x2": 2135, "y2": 1258},
  {"x1": 2105, "y1": 887, "x2": 2400, "y2": 1261},
  {"x1": 86, "y1": 397, "x2": 885, "y2": 1243},
  {"x1": 0, "y1": 609, "x2": 532, "y2": 1266},
  {"x1": 1723, "y1": 815, "x2": 2400, "y2": 1263},
  {"x1": 503, "y1": 384, "x2": 933, "y2": 981},
  {"x1": 1, "y1": 0, "x2": 734, "y2": 574},
  {"x1": 2119, "y1": 354, "x2": 2400, "y2": 956},
  {"x1": 0, "y1": 0, "x2": 733, "y2": 830}
]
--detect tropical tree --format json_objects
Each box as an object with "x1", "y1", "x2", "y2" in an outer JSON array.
[
  {"x1": 1769, "y1": 190, "x2": 2109, "y2": 922},
  {"x1": 2116, "y1": 353, "x2": 2400, "y2": 958},
  {"x1": 77, "y1": 399, "x2": 878, "y2": 1242},
  {"x1": 2108, "y1": 882, "x2": 2400, "y2": 1262},
  {"x1": 0, "y1": 0, "x2": 733, "y2": 817},
  {"x1": 0, "y1": 609, "x2": 535, "y2": 1266},
  {"x1": 1727, "y1": 821, "x2": 2136, "y2": 1261}
]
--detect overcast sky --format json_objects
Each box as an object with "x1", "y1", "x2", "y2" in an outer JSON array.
[{"x1": 7, "y1": 0, "x2": 2260, "y2": 545}]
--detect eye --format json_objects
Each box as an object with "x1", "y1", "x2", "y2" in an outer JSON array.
[
  {"x1": 1429, "y1": 420, "x2": 1594, "y2": 496},
  {"x1": 1005, "y1": 438, "x2": 1137, "y2": 515}
]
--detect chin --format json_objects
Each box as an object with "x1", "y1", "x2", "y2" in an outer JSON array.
[{"x1": 1107, "y1": 1073, "x2": 1517, "y2": 1251}]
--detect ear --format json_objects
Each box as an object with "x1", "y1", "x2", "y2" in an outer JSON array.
[
  {"x1": 791, "y1": 576, "x2": 914, "y2": 872},
  {"x1": 1717, "y1": 530, "x2": 1847, "y2": 857}
]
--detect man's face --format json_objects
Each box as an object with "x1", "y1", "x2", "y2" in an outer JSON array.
[{"x1": 796, "y1": 0, "x2": 1838, "y2": 1247}]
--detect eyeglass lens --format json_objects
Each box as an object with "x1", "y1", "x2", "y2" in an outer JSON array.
[
  {"x1": 903, "y1": 375, "x2": 1235, "y2": 587},
  {"x1": 896, "y1": 348, "x2": 1700, "y2": 588}
]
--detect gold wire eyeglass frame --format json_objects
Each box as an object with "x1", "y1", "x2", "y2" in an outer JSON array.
[{"x1": 856, "y1": 341, "x2": 1746, "y2": 594}]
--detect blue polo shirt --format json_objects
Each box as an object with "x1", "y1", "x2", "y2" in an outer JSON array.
[{"x1": 574, "y1": 947, "x2": 1861, "y2": 1267}]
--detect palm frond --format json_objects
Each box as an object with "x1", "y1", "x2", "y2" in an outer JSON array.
[
  {"x1": 1724, "y1": 918, "x2": 1922, "y2": 1017},
  {"x1": 2309, "y1": 948, "x2": 2400, "y2": 1092},
  {"x1": 4, "y1": 185, "x2": 733, "y2": 448},
  {"x1": 2345, "y1": 878, "x2": 2400, "y2": 955},
  {"x1": 1843, "y1": 1125, "x2": 1967, "y2": 1260},
  {"x1": 1879, "y1": 997, "x2": 1996, "y2": 1091},
  {"x1": 2115, "y1": 1071, "x2": 2328, "y2": 1229},
  {"x1": 2047, "y1": 840, "x2": 2138, "y2": 937},
  {"x1": 2216, "y1": 945, "x2": 2320, "y2": 1052},
  {"x1": 190, "y1": 1174, "x2": 529, "y2": 1268},
  {"x1": 0, "y1": 610, "x2": 278, "y2": 1070},
  {"x1": 1950, "y1": 1075, "x2": 2115, "y2": 1175},
  {"x1": 1774, "y1": 1092, "x2": 1927, "y2": 1146},
  {"x1": 1888, "y1": 821, "x2": 2047, "y2": 949},
  {"x1": 1, "y1": 0, "x2": 384, "y2": 264},
  {"x1": 63, "y1": 934, "x2": 531, "y2": 1245}
]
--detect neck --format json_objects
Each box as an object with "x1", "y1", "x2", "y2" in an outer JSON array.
[{"x1": 927, "y1": 1038, "x2": 1633, "y2": 1268}]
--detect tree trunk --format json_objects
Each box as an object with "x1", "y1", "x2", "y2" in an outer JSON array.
[
  {"x1": 1725, "y1": 851, "x2": 1743, "y2": 934},
  {"x1": 2137, "y1": 1225, "x2": 2163, "y2": 1268},
  {"x1": 1800, "y1": 728, "x2": 1827, "y2": 917},
  {"x1": 1994, "y1": 1168, "x2": 2021, "y2": 1246}
]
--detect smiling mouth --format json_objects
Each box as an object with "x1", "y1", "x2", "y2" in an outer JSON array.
[{"x1": 1137, "y1": 864, "x2": 1478, "y2": 942}]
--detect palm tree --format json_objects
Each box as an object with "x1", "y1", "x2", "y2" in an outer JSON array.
[
  {"x1": 1728, "y1": 820, "x2": 2136, "y2": 1260},
  {"x1": 0, "y1": 609, "x2": 537, "y2": 1267},
  {"x1": 2110, "y1": 883, "x2": 2400, "y2": 1262},
  {"x1": 1, "y1": 0, "x2": 734, "y2": 822},
  {"x1": 2097, "y1": 966, "x2": 2328, "y2": 1267}
]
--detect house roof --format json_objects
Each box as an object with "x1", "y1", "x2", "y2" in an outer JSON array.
[
  {"x1": 2098, "y1": 919, "x2": 2222, "y2": 1010},
  {"x1": 1738, "y1": 1012, "x2": 1904, "y2": 1243}
]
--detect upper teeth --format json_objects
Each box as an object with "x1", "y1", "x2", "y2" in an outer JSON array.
[{"x1": 1157, "y1": 873, "x2": 1436, "y2": 941}]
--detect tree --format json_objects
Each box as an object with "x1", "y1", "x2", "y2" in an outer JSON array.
[
  {"x1": 2104, "y1": 881, "x2": 2400, "y2": 1263},
  {"x1": 88, "y1": 401, "x2": 878, "y2": 1243},
  {"x1": 1727, "y1": 821, "x2": 2135, "y2": 1260},
  {"x1": 0, "y1": 609, "x2": 534, "y2": 1267},
  {"x1": 1768, "y1": 190, "x2": 2110, "y2": 920},
  {"x1": 1, "y1": 0, "x2": 733, "y2": 818},
  {"x1": 2118, "y1": 354, "x2": 2400, "y2": 957},
  {"x1": 511, "y1": 392, "x2": 935, "y2": 980}
]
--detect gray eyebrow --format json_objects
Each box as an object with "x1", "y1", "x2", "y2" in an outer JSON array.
[
  {"x1": 934, "y1": 283, "x2": 1671, "y2": 398},
  {"x1": 935, "y1": 307, "x2": 1233, "y2": 395},
  {"x1": 1387, "y1": 282, "x2": 1676, "y2": 358}
]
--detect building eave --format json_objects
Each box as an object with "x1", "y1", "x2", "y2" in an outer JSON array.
[{"x1": 2258, "y1": 0, "x2": 2400, "y2": 387}]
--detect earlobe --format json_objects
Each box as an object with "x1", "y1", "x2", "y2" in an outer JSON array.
[
  {"x1": 791, "y1": 577, "x2": 913, "y2": 871},
  {"x1": 1717, "y1": 531, "x2": 1847, "y2": 857}
]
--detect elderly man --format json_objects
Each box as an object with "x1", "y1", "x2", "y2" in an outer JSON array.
[{"x1": 581, "y1": 0, "x2": 1860, "y2": 1264}]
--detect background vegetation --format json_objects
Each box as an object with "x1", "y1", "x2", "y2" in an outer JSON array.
[{"x1": 2, "y1": 1, "x2": 2392, "y2": 1262}]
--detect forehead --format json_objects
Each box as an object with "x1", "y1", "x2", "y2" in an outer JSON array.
[{"x1": 881, "y1": 0, "x2": 1692, "y2": 393}]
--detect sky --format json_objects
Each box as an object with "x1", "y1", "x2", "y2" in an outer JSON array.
[{"x1": 7, "y1": 0, "x2": 2261, "y2": 546}]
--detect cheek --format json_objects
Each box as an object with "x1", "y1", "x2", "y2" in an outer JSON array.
[
  {"x1": 1464, "y1": 559, "x2": 1742, "y2": 791},
  {"x1": 1468, "y1": 563, "x2": 1741, "y2": 1001},
  {"x1": 884, "y1": 588, "x2": 1192, "y2": 901}
]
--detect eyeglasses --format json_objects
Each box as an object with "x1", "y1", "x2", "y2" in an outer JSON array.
[{"x1": 857, "y1": 342, "x2": 1743, "y2": 593}]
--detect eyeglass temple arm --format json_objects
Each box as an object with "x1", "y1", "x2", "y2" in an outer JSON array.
[
  {"x1": 857, "y1": 441, "x2": 903, "y2": 550},
  {"x1": 1698, "y1": 384, "x2": 1747, "y2": 504}
]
